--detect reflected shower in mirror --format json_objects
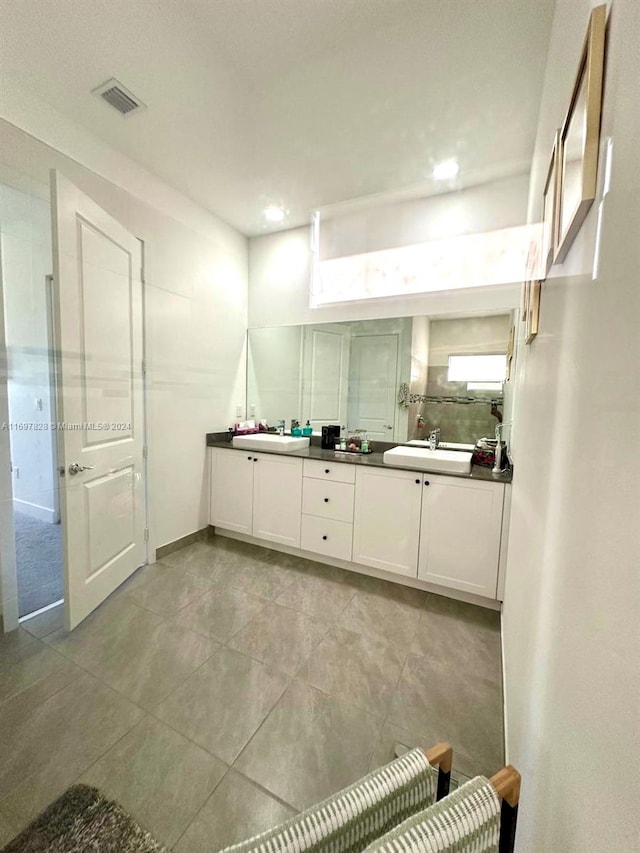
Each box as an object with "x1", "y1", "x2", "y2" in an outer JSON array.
[{"x1": 247, "y1": 313, "x2": 516, "y2": 446}]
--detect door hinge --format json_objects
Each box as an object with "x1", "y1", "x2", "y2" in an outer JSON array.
[
  {"x1": 142, "y1": 444, "x2": 148, "y2": 460},
  {"x1": 144, "y1": 528, "x2": 149, "y2": 543}
]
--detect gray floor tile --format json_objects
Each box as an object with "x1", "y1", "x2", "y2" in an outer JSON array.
[
  {"x1": 0, "y1": 640, "x2": 80, "y2": 709},
  {"x1": 275, "y1": 570, "x2": 358, "y2": 620},
  {"x1": 352, "y1": 574, "x2": 429, "y2": 607},
  {"x1": 124, "y1": 565, "x2": 214, "y2": 616},
  {"x1": 339, "y1": 588, "x2": 425, "y2": 648},
  {"x1": 174, "y1": 770, "x2": 294, "y2": 853},
  {"x1": 298, "y1": 626, "x2": 406, "y2": 718},
  {"x1": 387, "y1": 652, "x2": 503, "y2": 777},
  {"x1": 81, "y1": 715, "x2": 227, "y2": 848},
  {"x1": 0, "y1": 673, "x2": 143, "y2": 827},
  {"x1": 0, "y1": 627, "x2": 37, "y2": 665},
  {"x1": 162, "y1": 539, "x2": 276, "y2": 586},
  {"x1": 229, "y1": 603, "x2": 330, "y2": 676},
  {"x1": 411, "y1": 595, "x2": 502, "y2": 686},
  {"x1": 368, "y1": 721, "x2": 434, "y2": 772},
  {"x1": 114, "y1": 561, "x2": 171, "y2": 595},
  {"x1": 48, "y1": 597, "x2": 219, "y2": 710},
  {"x1": 235, "y1": 680, "x2": 382, "y2": 811},
  {"x1": 21, "y1": 605, "x2": 65, "y2": 640},
  {"x1": 170, "y1": 584, "x2": 266, "y2": 643},
  {"x1": 0, "y1": 807, "x2": 17, "y2": 847},
  {"x1": 209, "y1": 558, "x2": 295, "y2": 601},
  {"x1": 154, "y1": 647, "x2": 288, "y2": 764}
]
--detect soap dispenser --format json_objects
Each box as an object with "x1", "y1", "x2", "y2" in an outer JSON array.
[{"x1": 302, "y1": 420, "x2": 313, "y2": 436}]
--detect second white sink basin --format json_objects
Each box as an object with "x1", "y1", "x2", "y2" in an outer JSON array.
[
  {"x1": 383, "y1": 445, "x2": 473, "y2": 474},
  {"x1": 232, "y1": 434, "x2": 310, "y2": 452}
]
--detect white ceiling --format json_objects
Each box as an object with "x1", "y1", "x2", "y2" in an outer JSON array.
[{"x1": 0, "y1": 0, "x2": 556, "y2": 236}]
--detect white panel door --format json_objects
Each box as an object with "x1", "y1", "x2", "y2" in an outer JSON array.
[
  {"x1": 348, "y1": 334, "x2": 398, "y2": 441},
  {"x1": 210, "y1": 448, "x2": 254, "y2": 534},
  {"x1": 352, "y1": 467, "x2": 422, "y2": 577},
  {"x1": 252, "y1": 452, "x2": 303, "y2": 547},
  {"x1": 51, "y1": 171, "x2": 146, "y2": 630},
  {"x1": 418, "y1": 475, "x2": 504, "y2": 598},
  {"x1": 301, "y1": 324, "x2": 350, "y2": 431}
]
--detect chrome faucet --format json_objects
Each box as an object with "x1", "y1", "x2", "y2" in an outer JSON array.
[
  {"x1": 428, "y1": 428, "x2": 440, "y2": 450},
  {"x1": 277, "y1": 419, "x2": 285, "y2": 436}
]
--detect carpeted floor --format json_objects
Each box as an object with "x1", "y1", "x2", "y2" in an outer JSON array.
[
  {"x1": 14, "y1": 509, "x2": 63, "y2": 617},
  {"x1": 0, "y1": 785, "x2": 165, "y2": 853}
]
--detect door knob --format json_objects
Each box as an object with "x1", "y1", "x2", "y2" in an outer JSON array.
[{"x1": 68, "y1": 462, "x2": 95, "y2": 475}]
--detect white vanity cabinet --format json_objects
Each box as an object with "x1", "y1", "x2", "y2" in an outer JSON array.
[
  {"x1": 352, "y1": 467, "x2": 423, "y2": 576},
  {"x1": 418, "y1": 475, "x2": 504, "y2": 598},
  {"x1": 352, "y1": 465, "x2": 505, "y2": 596},
  {"x1": 210, "y1": 448, "x2": 303, "y2": 547},
  {"x1": 209, "y1": 445, "x2": 508, "y2": 604},
  {"x1": 210, "y1": 448, "x2": 254, "y2": 534},
  {"x1": 300, "y1": 459, "x2": 355, "y2": 561}
]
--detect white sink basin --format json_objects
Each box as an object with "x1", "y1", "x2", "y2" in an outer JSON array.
[
  {"x1": 232, "y1": 434, "x2": 310, "y2": 453},
  {"x1": 383, "y1": 445, "x2": 473, "y2": 474}
]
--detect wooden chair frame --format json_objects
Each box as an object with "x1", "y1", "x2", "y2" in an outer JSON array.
[
  {"x1": 425, "y1": 742, "x2": 453, "y2": 801},
  {"x1": 490, "y1": 765, "x2": 521, "y2": 853}
]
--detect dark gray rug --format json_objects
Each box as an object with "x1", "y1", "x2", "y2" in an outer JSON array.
[
  {"x1": 1, "y1": 785, "x2": 165, "y2": 853},
  {"x1": 14, "y1": 509, "x2": 63, "y2": 617}
]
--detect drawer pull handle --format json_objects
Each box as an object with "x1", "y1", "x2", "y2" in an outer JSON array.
[
  {"x1": 415, "y1": 479, "x2": 420, "y2": 484},
  {"x1": 322, "y1": 535, "x2": 328, "y2": 540},
  {"x1": 324, "y1": 468, "x2": 330, "y2": 474},
  {"x1": 424, "y1": 480, "x2": 430, "y2": 486},
  {"x1": 324, "y1": 497, "x2": 329, "y2": 503},
  {"x1": 253, "y1": 457, "x2": 258, "y2": 462},
  {"x1": 247, "y1": 456, "x2": 252, "y2": 460}
]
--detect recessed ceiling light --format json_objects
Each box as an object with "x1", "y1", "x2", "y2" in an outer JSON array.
[
  {"x1": 264, "y1": 205, "x2": 286, "y2": 223},
  {"x1": 432, "y1": 160, "x2": 459, "y2": 181}
]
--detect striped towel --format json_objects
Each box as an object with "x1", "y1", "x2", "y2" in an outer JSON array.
[
  {"x1": 221, "y1": 748, "x2": 438, "y2": 853},
  {"x1": 361, "y1": 777, "x2": 500, "y2": 853}
]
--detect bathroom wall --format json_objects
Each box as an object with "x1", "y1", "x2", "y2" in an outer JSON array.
[
  {"x1": 416, "y1": 315, "x2": 511, "y2": 444},
  {"x1": 0, "y1": 113, "x2": 248, "y2": 627},
  {"x1": 0, "y1": 183, "x2": 57, "y2": 522},
  {"x1": 247, "y1": 325, "x2": 303, "y2": 426},
  {"x1": 502, "y1": 0, "x2": 639, "y2": 850},
  {"x1": 248, "y1": 175, "x2": 528, "y2": 330}
]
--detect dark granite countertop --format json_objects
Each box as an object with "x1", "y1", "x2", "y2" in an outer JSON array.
[{"x1": 206, "y1": 432, "x2": 512, "y2": 484}]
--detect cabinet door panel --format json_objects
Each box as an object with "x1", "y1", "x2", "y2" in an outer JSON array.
[
  {"x1": 352, "y1": 467, "x2": 422, "y2": 576},
  {"x1": 418, "y1": 476, "x2": 504, "y2": 597},
  {"x1": 252, "y1": 453, "x2": 303, "y2": 547},
  {"x1": 210, "y1": 449, "x2": 254, "y2": 534}
]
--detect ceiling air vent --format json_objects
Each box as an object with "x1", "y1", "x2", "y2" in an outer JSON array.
[{"x1": 92, "y1": 78, "x2": 146, "y2": 117}]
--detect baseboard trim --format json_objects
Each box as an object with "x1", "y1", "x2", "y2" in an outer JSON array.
[
  {"x1": 13, "y1": 499, "x2": 57, "y2": 524},
  {"x1": 211, "y1": 526, "x2": 501, "y2": 611},
  {"x1": 156, "y1": 527, "x2": 211, "y2": 561},
  {"x1": 501, "y1": 614, "x2": 509, "y2": 764}
]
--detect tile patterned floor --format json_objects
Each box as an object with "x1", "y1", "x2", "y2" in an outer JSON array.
[{"x1": 0, "y1": 534, "x2": 504, "y2": 850}]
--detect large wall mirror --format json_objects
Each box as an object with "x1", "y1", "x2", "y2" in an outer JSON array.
[{"x1": 247, "y1": 313, "x2": 517, "y2": 446}]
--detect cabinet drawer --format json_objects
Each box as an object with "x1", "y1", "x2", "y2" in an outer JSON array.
[
  {"x1": 302, "y1": 478, "x2": 354, "y2": 522},
  {"x1": 301, "y1": 515, "x2": 353, "y2": 561},
  {"x1": 303, "y1": 459, "x2": 356, "y2": 484}
]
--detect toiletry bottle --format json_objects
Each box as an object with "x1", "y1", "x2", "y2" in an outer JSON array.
[{"x1": 302, "y1": 419, "x2": 312, "y2": 436}]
